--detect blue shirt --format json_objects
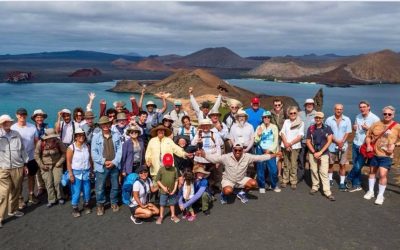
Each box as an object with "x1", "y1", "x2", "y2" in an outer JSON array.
[
  {"x1": 325, "y1": 115, "x2": 352, "y2": 152},
  {"x1": 353, "y1": 112, "x2": 380, "y2": 146},
  {"x1": 245, "y1": 107, "x2": 266, "y2": 131}
]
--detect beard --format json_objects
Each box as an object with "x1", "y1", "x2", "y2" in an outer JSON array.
[{"x1": 238, "y1": 120, "x2": 245, "y2": 127}]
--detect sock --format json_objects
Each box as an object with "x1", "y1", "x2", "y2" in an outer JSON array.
[
  {"x1": 378, "y1": 184, "x2": 386, "y2": 197},
  {"x1": 329, "y1": 173, "x2": 333, "y2": 181},
  {"x1": 340, "y1": 176, "x2": 345, "y2": 184},
  {"x1": 368, "y1": 178, "x2": 376, "y2": 193}
]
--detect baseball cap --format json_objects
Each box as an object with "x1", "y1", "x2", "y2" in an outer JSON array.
[
  {"x1": 304, "y1": 99, "x2": 315, "y2": 105},
  {"x1": 16, "y1": 108, "x2": 28, "y2": 115},
  {"x1": 162, "y1": 153, "x2": 174, "y2": 167},
  {"x1": 315, "y1": 112, "x2": 324, "y2": 118},
  {"x1": 251, "y1": 97, "x2": 260, "y2": 104},
  {"x1": 174, "y1": 100, "x2": 182, "y2": 106}
]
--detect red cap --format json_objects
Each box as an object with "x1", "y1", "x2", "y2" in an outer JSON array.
[
  {"x1": 251, "y1": 97, "x2": 260, "y2": 104},
  {"x1": 162, "y1": 153, "x2": 174, "y2": 167}
]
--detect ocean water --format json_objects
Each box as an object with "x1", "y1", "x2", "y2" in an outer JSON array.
[
  {"x1": 228, "y1": 79, "x2": 400, "y2": 120},
  {"x1": 0, "y1": 80, "x2": 399, "y2": 125}
]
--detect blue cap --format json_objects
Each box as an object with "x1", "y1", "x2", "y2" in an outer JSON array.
[{"x1": 262, "y1": 110, "x2": 272, "y2": 117}]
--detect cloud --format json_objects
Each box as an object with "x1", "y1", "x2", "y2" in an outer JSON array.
[{"x1": 0, "y1": 1, "x2": 399, "y2": 56}]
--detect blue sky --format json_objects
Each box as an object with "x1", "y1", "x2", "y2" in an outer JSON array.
[{"x1": 1, "y1": 1, "x2": 399, "y2": 57}]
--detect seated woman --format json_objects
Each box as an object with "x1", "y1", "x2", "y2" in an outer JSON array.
[
  {"x1": 129, "y1": 165, "x2": 159, "y2": 225},
  {"x1": 121, "y1": 125, "x2": 145, "y2": 177},
  {"x1": 178, "y1": 165, "x2": 212, "y2": 216}
]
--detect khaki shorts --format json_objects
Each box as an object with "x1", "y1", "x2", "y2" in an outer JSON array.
[
  {"x1": 329, "y1": 151, "x2": 349, "y2": 165},
  {"x1": 221, "y1": 177, "x2": 251, "y2": 189}
]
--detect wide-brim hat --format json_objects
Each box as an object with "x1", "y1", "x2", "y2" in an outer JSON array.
[
  {"x1": 116, "y1": 112, "x2": 127, "y2": 121},
  {"x1": 315, "y1": 112, "x2": 325, "y2": 118},
  {"x1": 126, "y1": 125, "x2": 142, "y2": 136},
  {"x1": 162, "y1": 114, "x2": 174, "y2": 123},
  {"x1": 0, "y1": 114, "x2": 14, "y2": 124},
  {"x1": 227, "y1": 98, "x2": 243, "y2": 108},
  {"x1": 84, "y1": 111, "x2": 96, "y2": 119},
  {"x1": 42, "y1": 128, "x2": 60, "y2": 140},
  {"x1": 98, "y1": 116, "x2": 112, "y2": 125},
  {"x1": 113, "y1": 100, "x2": 126, "y2": 108},
  {"x1": 235, "y1": 109, "x2": 248, "y2": 119},
  {"x1": 146, "y1": 101, "x2": 157, "y2": 108},
  {"x1": 304, "y1": 98, "x2": 315, "y2": 106},
  {"x1": 199, "y1": 118, "x2": 213, "y2": 126},
  {"x1": 74, "y1": 127, "x2": 86, "y2": 135},
  {"x1": 31, "y1": 109, "x2": 48, "y2": 121},
  {"x1": 207, "y1": 110, "x2": 221, "y2": 118},
  {"x1": 150, "y1": 125, "x2": 172, "y2": 137},
  {"x1": 193, "y1": 165, "x2": 210, "y2": 177},
  {"x1": 60, "y1": 108, "x2": 71, "y2": 115}
]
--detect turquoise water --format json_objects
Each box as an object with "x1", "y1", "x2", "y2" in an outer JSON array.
[
  {"x1": 0, "y1": 81, "x2": 162, "y2": 125},
  {"x1": 0, "y1": 80, "x2": 399, "y2": 125},
  {"x1": 228, "y1": 79, "x2": 400, "y2": 120}
]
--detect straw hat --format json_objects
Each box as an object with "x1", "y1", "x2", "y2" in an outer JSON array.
[
  {"x1": 207, "y1": 110, "x2": 222, "y2": 118},
  {"x1": 0, "y1": 114, "x2": 14, "y2": 124},
  {"x1": 31, "y1": 109, "x2": 48, "y2": 121},
  {"x1": 126, "y1": 125, "x2": 142, "y2": 136},
  {"x1": 234, "y1": 109, "x2": 248, "y2": 119},
  {"x1": 74, "y1": 128, "x2": 85, "y2": 135},
  {"x1": 193, "y1": 165, "x2": 210, "y2": 177},
  {"x1": 42, "y1": 128, "x2": 60, "y2": 140},
  {"x1": 84, "y1": 111, "x2": 96, "y2": 119},
  {"x1": 199, "y1": 118, "x2": 213, "y2": 126},
  {"x1": 162, "y1": 114, "x2": 174, "y2": 122},
  {"x1": 146, "y1": 101, "x2": 157, "y2": 108},
  {"x1": 150, "y1": 125, "x2": 172, "y2": 137},
  {"x1": 98, "y1": 116, "x2": 112, "y2": 125},
  {"x1": 116, "y1": 113, "x2": 127, "y2": 121}
]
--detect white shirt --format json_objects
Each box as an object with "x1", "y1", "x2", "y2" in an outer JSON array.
[
  {"x1": 11, "y1": 122, "x2": 37, "y2": 161},
  {"x1": 130, "y1": 179, "x2": 152, "y2": 207},
  {"x1": 183, "y1": 181, "x2": 194, "y2": 200},
  {"x1": 280, "y1": 119, "x2": 304, "y2": 149},
  {"x1": 353, "y1": 112, "x2": 380, "y2": 146},
  {"x1": 69, "y1": 143, "x2": 90, "y2": 171},
  {"x1": 229, "y1": 122, "x2": 255, "y2": 151},
  {"x1": 191, "y1": 131, "x2": 222, "y2": 163},
  {"x1": 60, "y1": 121, "x2": 79, "y2": 145}
]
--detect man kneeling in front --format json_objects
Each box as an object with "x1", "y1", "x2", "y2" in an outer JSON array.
[{"x1": 199, "y1": 143, "x2": 280, "y2": 204}]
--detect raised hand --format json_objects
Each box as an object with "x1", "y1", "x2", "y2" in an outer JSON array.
[
  {"x1": 88, "y1": 92, "x2": 96, "y2": 101},
  {"x1": 100, "y1": 99, "x2": 106, "y2": 105},
  {"x1": 188, "y1": 87, "x2": 193, "y2": 94},
  {"x1": 130, "y1": 95, "x2": 136, "y2": 101}
]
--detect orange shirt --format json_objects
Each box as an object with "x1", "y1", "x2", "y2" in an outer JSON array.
[{"x1": 367, "y1": 121, "x2": 400, "y2": 158}]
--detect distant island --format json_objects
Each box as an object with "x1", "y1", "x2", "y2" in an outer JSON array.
[{"x1": 1, "y1": 47, "x2": 399, "y2": 86}]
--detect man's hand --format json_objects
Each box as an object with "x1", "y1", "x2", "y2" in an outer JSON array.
[
  {"x1": 69, "y1": 173, "x2": 75, "y2": 184},
  {"x1": 162, "y1": 186, "x2": 169, "y2": 193},
  {"x1": 141, "y1": 88, "x2": 146, "y2": 95},
  {"x1": 130, "y1": 95, "x2": 136, "y2": 101},
  {"x1": 361, "y1": 123, "x2": 369, "y2": 131},
  {"x1": 188, "y1": 87, "x2": 193, "y2": 94},
  {"x1": 100, "y1": 99, "x2": 106, "y2": 105},
  {"x1": 179, "y1": 205, "x2": 184, "y2": 211},
  {"x1": 105, "y1": 161, "x2": 114, "y2": 169},
  {"x1": 366, "y1": 144, "x2": 373, "y2": 152},
  {"x1": 314, "y1": 151, "x2": 322, "y2": 159},
  {"x1": 257, "y1": 126, "x2": 263, "y2": 136}
]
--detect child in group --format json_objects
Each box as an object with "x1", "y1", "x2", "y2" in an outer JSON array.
[
  {"x1": 155, "y1": 153, "x2": 180, "y2": 224},
  {"x1": 182, "y1": 170, "x2": 196, "y2": 221}
]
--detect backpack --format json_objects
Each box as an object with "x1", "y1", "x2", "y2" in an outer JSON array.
[{"x1": 122, "y1": 173, "x2": 151, "y2": 205}]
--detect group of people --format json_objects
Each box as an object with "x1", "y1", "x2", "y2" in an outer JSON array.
[{"x1": 0, "y1": 87, "x2": 399, "y2": 228}]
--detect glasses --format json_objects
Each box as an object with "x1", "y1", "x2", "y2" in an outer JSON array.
[
  {"x1": 383, "y1": 113, "x2": 393, "y2": 117},
  {"x1": 263, "y1": 116, "x2": 271, "y2": 119},
  {"x1": 108, "y1": 115, "x2": 115, "y2": 118},
  {"x1": 75, "y1": 134, "x2": 85, "y2": 138},
  {"x1": 315, "y1": 117, "x2": 322, "y2": 120},
  {"x1": 130, "y1": 131, "x2": 139, "y2": 134},
  {"x1": 230, "y1": 106, "x2": 239, "y2": 109},
  {"x1": 359, "y1": 106, "x2": 368, "y2": 109},
  {"x1": 289, "y1": 112, "x2": 297, "y2": 115},
  {"x1": 274, "y1": 104, "x2": 282, "y2": 107},
  {"x1": 233, "y1": 149, "x2": 243, "y2": 152}
]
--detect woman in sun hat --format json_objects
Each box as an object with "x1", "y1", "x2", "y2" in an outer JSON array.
[
  {"x1": 121, "y1": 125, "x2": 145, "y2": 176},
  {"x1": 161, "y1": 114, "x2": 174, "y2": 139},
  {"x1": 66, "y1": 127, "x2": 93, "y2": 218},
  {"x1": 34, "y1": 128, "x2": 67, "y2": 207}
]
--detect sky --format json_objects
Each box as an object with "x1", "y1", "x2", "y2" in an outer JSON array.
[{"x1": 1, "y1": 1, "x2": 400, "y2": 57}]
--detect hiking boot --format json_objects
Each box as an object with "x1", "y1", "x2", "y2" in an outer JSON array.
[
  {"x1": 327, "y1": 195, "x2": 336, "y2": 201},
  {"x1": 236, "y1": 192, "x2": 248, "y2": 204},
  {"x1": 220, "y1": 193, "x2": 227, "y2": 205},
  {"x1": 96, "y1": 205, "x2": 104, "y2": 216},
  {"x1": 339, "y1": 184, "x2": 347, "y2": 192},
  {"x1": 171, "y1": 216, "x2": 180, "y2": 223},
  {"x1": 28, "y1": 194, "x2": 39, "y2": 205},
  {"x1": 130, "y1": 216, "x2": 143, "y2": 225},
  {"x1": 309, "y1": 189, "x2": 318, "y2": 195},
  {"x1": 348, "y1": 186, "x2": 362, "y2": 193},
  {"x1": 291, "y1": 184, "x2": 297, "y2": 190},
  {"x1": 374, "y1": 195, "x2": 384, "y2": 205},
  {"x1": 18, "y1": 197, "x2": 26, "y2": 210},
  {"x1": 273, "y1": 187, "x2": 281, "y2": 193},
  {"x1": 8, "y1": 210, "x2": 24, "y2": 217},
  {"x1": 364, "y1": 191, "x2": 375, "y2": 200},
  {"x1": 259, "y1": 188, "x2": 266, "y2": 194},
  {"x1": 72, "y1": 207, "x2": 81, "y2": 218},
  {"x1": 83, "y1": 203, "x2": 91, "y2": 214},
  {"x1": 156, "y1": 217, "x2": 163, "y2": 225},
  {"x1": 111, "y1": 204, "x2": 119, "y2": 212}
]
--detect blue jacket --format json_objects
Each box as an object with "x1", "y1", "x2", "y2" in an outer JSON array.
[
  {"x1": 91, "y1": 131, "x2": 122, "y2": 173},
  {"x1": 245, "y1": 107, "x2": 266, "y2": 131},
  {"x1": 179, "y1": 178, "x2": 209, "y2": 209},
  {"x1": 121, "y1": 138, "x2": 145, "y2": 174}
]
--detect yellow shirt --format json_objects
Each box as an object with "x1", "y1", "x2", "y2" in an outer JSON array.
[{"x1": 145, "y1": 136, "x2": 186, "y2": 176}]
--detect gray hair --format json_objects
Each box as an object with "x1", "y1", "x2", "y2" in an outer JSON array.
[
  {"x1": 382, "y1": 105, "x2": 396, "y2": 113},
  {"x1": 286, "y1": 106, "x2": 299, "y2": 116}
]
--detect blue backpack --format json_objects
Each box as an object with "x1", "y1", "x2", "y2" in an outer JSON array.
[{"x1": 122, "y1": 173, "x2": 139, "y2": 205}]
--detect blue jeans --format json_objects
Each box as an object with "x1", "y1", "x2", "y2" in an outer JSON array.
[
  {"x1": 95, "y1": 167, "x2": 120, "y2": 205},
  {"x1": 256, "y1": 146, "x2": 278, "y2": 189},
  {"x1": 70, "y1": 173, "x2": 91, "y2": 207},
  {"x1": 347, "y1": 143, "x2": 365, "y2": 186}
]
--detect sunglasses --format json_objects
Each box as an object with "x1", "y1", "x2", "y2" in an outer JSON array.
[
  {"x1": 130, "y1": 131, "x2": 139, "y2": 134},
  {"x1": 263, "y1": 116, "x2": 271, "y2": 119},
  {"x1": 108, "y1": 115, "x2": 115, "y2": 118},
  {"x1": 383, "y1": 113, "x2": 393, "y2": 117},
  {"x1": 139, "y1": 171, "x2": 148, "y2": 174},
  {"x1": 289, "y1": 112, "x2": 297, "y2": 115},
  {"x1": 233, "y1": 149, "x2": 243, "y2": 152},
  {"x1": 274, "y1": 104, "x2": 282, "y2": 107},
  {"x1": 230, "y1": 106, "x2": 239, "y2": 109}
]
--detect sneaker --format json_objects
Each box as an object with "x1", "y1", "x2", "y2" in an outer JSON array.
[
  {"x1": 273, "y1": 187, "x2": 281, "y2": 193},
  {"x1": 111, "y1": 204, "x2": 119, "y2": 212},
  {"x1": 281, "y1": 183, "x2": 287, "y2": 188},
  {"x1": 236, "y1": 192, "x2": 249, "y2": 204},
  {"x1": 130, "y1": 216, "x2": 143, "y2": 224},
  {"x1": 339, "y1": 184, "x2": 347, "y2": 192},
  {"x1": 182, "y1": 212, "x2": 190, "y2": 220},
  {"x1": 345, "y1": 179, "x2": 352, "y2": 189},
  {"x1": 203, "y1": 209, "x2": 210, "y2": 216},
  {"x1": 156, "y1": 217, "x2": 163, "y2": 225},
  {"x1": 83, "y1": 204, "x2": 91, "y2": 214},
  {"x1": 259, "y1": 188, "x2": 266, "y2": 194},
  {"x1": 96, "y1": 205, "x2": 104, "y2": 216},
  {"x1": 309, "y1": 189, "x2": 318, "y2": 195},
  {"x1": 291, "y1": 184, "x2": 297, "y2": 190},
  {"x1": 363, "y1": 191, "x2": 375, "y2": 200},
  {"x1": 374, "y1": 195, "x2": 384, "y2": 205},
  {"x1": 327, "y1": 195, "x2": 336, "y2": 201},
  {"x1": 188, "y1": 214, "x2": 196, "y2": 222},
  {"x1": 72, "y1": 207, "x2": 81, "y2": 218},
  {"x1": 8, "y1": 211, "x2": 24, "y2": 217},
  {"x1": 171, "y1": 216, "x2": 180, "y2": 223},
  {"x1": 18, "y1": 197, "x2": 26, "y2": 210},
  {"x1": 58, "y1": 199, "x2": 65, "y2": 205},
  {"x1": 28, "y1": 194, "x2": 39, "y2": 205},
  {"x1": 220, "y1": 193, "x2": 227, "y2": 205},
  {"x1": 46, "y1": 202, "x2": 55, "y2": 208},
  {"x1": 348, "y1": 186, "x2": 362, "y2": 193},
  {"x1": 330, "y1": 180, "x2": 334, "y2": 187}
]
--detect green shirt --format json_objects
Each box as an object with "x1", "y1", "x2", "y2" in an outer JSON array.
[{"x1": 155, "y1": 166, "x2": 178, "y2": 194}]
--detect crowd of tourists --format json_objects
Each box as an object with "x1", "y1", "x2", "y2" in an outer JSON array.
[{"x1": 0, "y1": 87, "x2": 399, "y2": 228}]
